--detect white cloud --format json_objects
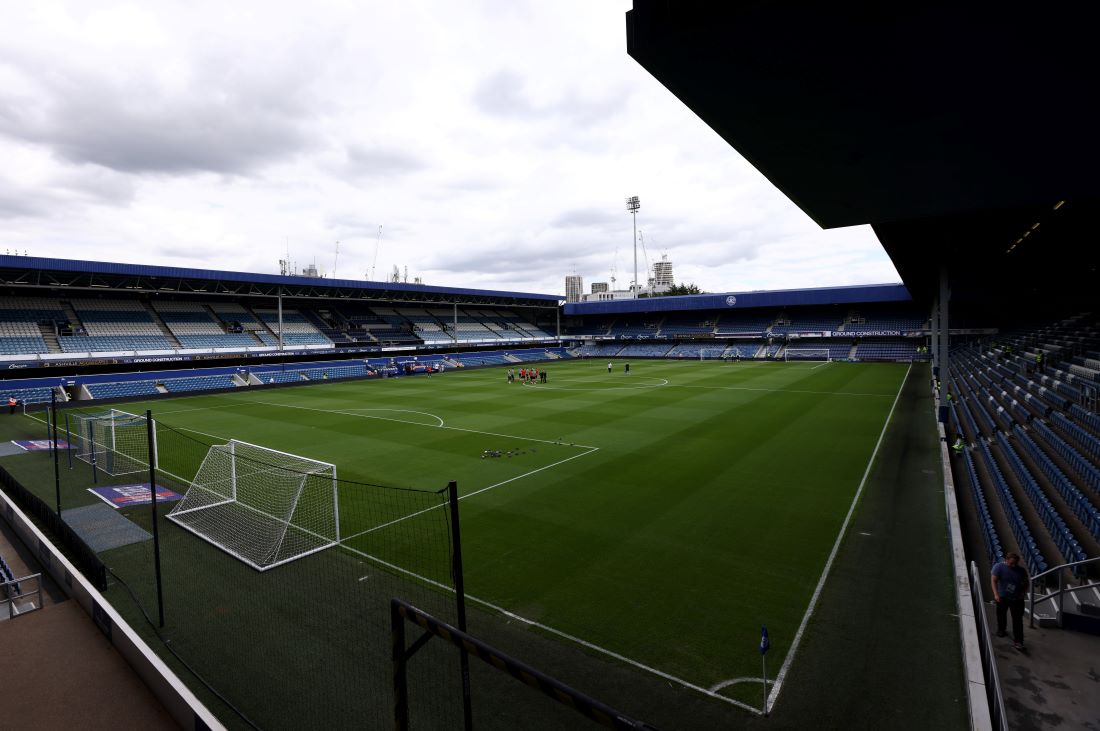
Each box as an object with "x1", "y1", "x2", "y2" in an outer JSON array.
[{"x1": 0, "y1": 0, "x2": 900, "y2": 296}]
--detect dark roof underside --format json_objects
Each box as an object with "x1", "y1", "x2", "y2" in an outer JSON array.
[{"x1": 627, "y1": 1, "x2": 1100, "y2": 313}]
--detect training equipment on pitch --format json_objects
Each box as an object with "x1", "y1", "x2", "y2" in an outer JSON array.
[{"x1": 167, "y1": 439, "x2": 339, "y2": 571}]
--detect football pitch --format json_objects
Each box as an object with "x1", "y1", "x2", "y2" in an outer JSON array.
[{"x1": 17, "y1": 358, "x2": 910, "y2": 723}]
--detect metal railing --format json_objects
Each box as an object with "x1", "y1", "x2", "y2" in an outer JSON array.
[
  {"x1": 391, "y1": 598, "x2": 659, "y2": 730},
  {"x1": 968, "y1": 562, "x2": 1009, "y2": 731},
  {"x1": 1, "y1": 573, "x2": 43, "y2": 620},
  {"x1": 1028, "y1": 556, "x2": 1100, "y2": 628}
]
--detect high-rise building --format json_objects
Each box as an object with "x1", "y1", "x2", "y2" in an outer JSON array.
[
  {"x1": 652, "y1": 255, "x2": 674, "y2": 287},
  {"x1": 591, "y1": 282, "x2": 609, "y2": 294},
  {"x1": 565, "y1": 275, "x2": 584, "y2": 303}
]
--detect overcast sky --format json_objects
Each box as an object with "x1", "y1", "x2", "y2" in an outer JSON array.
[{"x1": 0, "y1": 1, "x2": 901, "y2": 296}]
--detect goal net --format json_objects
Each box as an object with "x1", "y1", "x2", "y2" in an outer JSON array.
[
  {"x1": 167, "y1": 440, "x2": 339, "y2": 571},
  {"x1": 784, "y1": 348, "x2": 832, "y2": 362},
  {"x1": 71, "y1": 409, "x2": 153, "y2": 477}
]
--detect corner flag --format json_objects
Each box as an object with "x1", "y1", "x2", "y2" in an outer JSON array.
[{"x1": 760, "y1": 626, "x2": 770, "y2": 655}]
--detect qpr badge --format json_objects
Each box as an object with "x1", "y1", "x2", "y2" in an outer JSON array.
[{"x1": 725, "y1": 295, "x2": 737, "y2": 306}]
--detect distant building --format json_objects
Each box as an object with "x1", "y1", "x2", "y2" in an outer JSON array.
[
  {"x1": 591, "y1": 282, "x2": 609, "y2": 294},
  {"x1": 565, "y1": 275, "x2": 584, "y2": 303},
  {"x1": 653, "y1": 256, "x2": 673, "y2": 287},
  {"x1": 302, "y1": 263, "x2": 320, "y2": 278}
]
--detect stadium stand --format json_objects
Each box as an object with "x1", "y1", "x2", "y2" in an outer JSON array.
[
  {"x1": 162, "y1": 376, "x2": 237, "y2": 393},
  {"x1": 2, "y1": 386, "x2": 56, "y2": 405},
  {"x1": 85, "y1": 381, "x2": 161, "y2": 399}
]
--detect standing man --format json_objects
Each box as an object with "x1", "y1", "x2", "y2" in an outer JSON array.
[
  {"x1": 607, "y1": 361, "x2": 612, "y2": 374},
  {"x1": 991, "y1": 552, "x2": 1030, "y2": 650},
  {"x1": 7, "y1": 395, "x2": 17, "y2": 415},
  {"x1": 541, "y1": 369, "x2": 547, "y2": 384},
  {"x1": 625, "y1": 362, "x2": 630, "y2": 374}
]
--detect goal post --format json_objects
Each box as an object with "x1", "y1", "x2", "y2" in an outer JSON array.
[
  {"x1": 167, "y1": 439, "x2": 339, "y2": 571},
  {"x1": 70, "y1": 409, "x2": 154, "y2": 477},
  {"x1": 784, "y1": 348, "x2": 831, "y2": 362}
]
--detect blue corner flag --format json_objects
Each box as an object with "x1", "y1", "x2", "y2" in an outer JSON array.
[{"x1": 760, "y1": 626, "x2": 770, "y2": 655}]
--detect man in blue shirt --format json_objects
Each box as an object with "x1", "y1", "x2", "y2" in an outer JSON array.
[{"x1": 991, "y1": 552, "x2": 1030, "y2": 650}]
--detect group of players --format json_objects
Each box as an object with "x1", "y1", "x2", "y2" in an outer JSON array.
[{"x1": 508, "y1": 367, "x2": 546, "y2": 384}]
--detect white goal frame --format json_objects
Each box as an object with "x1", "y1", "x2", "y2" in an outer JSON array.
[
  {"x1": 784, "y1": 348, "x2": 832, "y2": 362},
  {"x1": 71, "y1": 409, "x2": 156, "y2": 477},
  {"x1": 167, "y1": 439, "x2": 339, "y2": 571}
]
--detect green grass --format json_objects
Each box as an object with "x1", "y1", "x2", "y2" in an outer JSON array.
[{"x1": 9, "y1": 358, "x2": 909, "y2": 724}]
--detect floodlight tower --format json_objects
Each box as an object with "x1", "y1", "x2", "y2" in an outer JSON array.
[{"x1": 626, "y1": 196, "x2": 640, "y2": 298}]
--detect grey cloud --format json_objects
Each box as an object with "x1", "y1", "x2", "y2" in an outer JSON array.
[
  {"x1": 0, "y1": 56, "x2": 316, "y2": 176},
  {"x1": 0, "y1": 192, "x2": 47, "y2": 219},
  {"x1": 343, "y1": 146, "x2": 428, "y2": 179},
  {"x1": 473, "y1": 70, "x2": 627, "y2": 126},
  {"x1": 473, "y1": 71, "x2": 533, "y2": 117},
  {"x1": 550, "y1": 207, "x2": 621, "y2": 230}
]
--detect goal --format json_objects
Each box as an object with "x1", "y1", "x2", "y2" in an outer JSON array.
[
  {"x1": 784, "y1": 348, "x2": 832, "y2": 362},
  {"x1": 71, "y1": 409, "x2": 154, "y2": 477},
  {"x1": 167, "y1": 440, "x2": 339, "y2": 571}
]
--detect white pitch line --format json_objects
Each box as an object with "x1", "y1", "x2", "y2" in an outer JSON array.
[
  {"x1": 672, "y1": 383, "x2": 896, "y2": 398},
  {"x1": 764, "y1": 363, "x2": 911, "y2": 713},
  {"x1": 709, "y1": 677, "x2": 769, "y2": 692},
  {"x1": 521, "y1": 377, "x2": 670, "y2": 393},
  {"x1": 153, "y1": 402, "x2": 244, "y2": 417},
  {"x1": 810, "y1": 361, "x2": 831, "y2": 370},
  {"x1": 339, "y1": 446, "x2": 599, "y2": 543},
  {"x1": 337, "y1": 542, "x2": 763, "y2": 716},
  {"x1": 248, "y1": 399, "x2": 599, "y2": 449}
]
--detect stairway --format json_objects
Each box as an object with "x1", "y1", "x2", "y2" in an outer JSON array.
[
  {"x1": 144, "y1": 304, "x2": 182, "y2": 348},
  {"x1": 37, "y1": 323, "x2": 62, "y2": 353},
  {"x1": 60, "y1": 301, "x2": 81, "y2": 332}
]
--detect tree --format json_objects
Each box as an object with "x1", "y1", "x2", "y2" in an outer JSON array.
[{"x1": 664, "y1": 283, "x2": 703, "y2": 297}]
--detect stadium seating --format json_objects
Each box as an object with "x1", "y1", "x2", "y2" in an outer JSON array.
[
  {"x1": 714, "y1": 311, "x2": 774, "y2": 335},
  {"x1": 725, "y1": 344, "x2": 763, "y2": 358},
  {"x1": 1051, "y1": 411, "x2": 1100, "y2": 460},
  {"x1": 1014, "y1": 426, "x2": 1100, "y2": 542},
  {"x1": 976, "y1": 440, "x2": 1048, "y2": 574},
  {"x1": 162, "y1": 376, "x2": 237, "y2": 393},
  {"x1": 616, "y1": 343, "x2": 673, "y2": 357},
  {"x1": 86, "y1": 381, "x2": 160, "y2": 399},
  {"x1": 996, "y1": 432, "x2": 1088, "y2": 568},
  {"x1": 854, "y1": 339, "x2": 920, "y2": 360},
  {"x1": 252, "y1": 371, "x2": 305, "y2": 384},
  {"x1": 961, "y1": 448, "x2": 1004, "y2": 564},
  {"x1": 176, "y1": 334, "x2": 261, "y2": 349},
  {"x1": 770, "y1": 311, "x2": 844, "y2": 334},
  {"x1": 58, "y1": 335, "x2": 174, "y2": 352},
  {"x1": 2, "y1": 386, "x2": 57, "y2": 405},
  {"x1": 666, "y1": 343, "x2": 729, "y2": 359}
]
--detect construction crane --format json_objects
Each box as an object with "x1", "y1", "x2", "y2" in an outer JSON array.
[
  {"x1": 369, "y1": 225, "x2": 383, "y2": 280},
  {"x1": 638, "y1": 230, "x2": 652, "y2": 286}
]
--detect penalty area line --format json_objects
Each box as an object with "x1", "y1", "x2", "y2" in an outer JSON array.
[{"x1": 340, "y1": 445, "x2": 599, "y2": 543}]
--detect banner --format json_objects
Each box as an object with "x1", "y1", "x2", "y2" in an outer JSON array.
[
  {"x1": 12, "y1": 439, "x2": 71, "y2": 451},
  {"x1": 88, "y1": 484, "x2": 184, "y2": 509}
]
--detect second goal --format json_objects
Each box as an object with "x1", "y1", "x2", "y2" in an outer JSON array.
[{"x1": 167, "y1": 439, "x2": 339, "y2": 571}]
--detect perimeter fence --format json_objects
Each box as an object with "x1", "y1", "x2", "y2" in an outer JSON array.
[{"x1": 6, "y1": 402, "x2": 467, "y2": 729}]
